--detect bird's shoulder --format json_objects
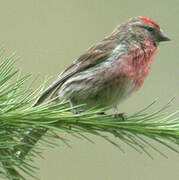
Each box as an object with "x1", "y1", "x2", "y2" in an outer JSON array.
[{"x1": 60, "y1": 37, "x2": 119, "y2": 78}]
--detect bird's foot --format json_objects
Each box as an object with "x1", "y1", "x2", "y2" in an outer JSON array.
[
  {"x1": 72, "y1": 109, "x2": 84, "y2": 114},
  {"x1": 114, "y1": 113, "x2": 125, "y2": 121}
]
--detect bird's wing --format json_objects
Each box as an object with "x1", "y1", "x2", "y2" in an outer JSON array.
[{"x1": 34, "y1": 39, "x2": 118, "y2": 106}]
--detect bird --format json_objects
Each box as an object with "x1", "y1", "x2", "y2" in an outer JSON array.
[
  {"x1": 16, "y1": 16, "x2": 170, "y2": 159},
  {"x1": 34, "y1": 16, "x2": 170, "y2": 114}
]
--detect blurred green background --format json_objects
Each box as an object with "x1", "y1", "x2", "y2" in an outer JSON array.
[{"x1": 0, "y1": 0, "x2": 179, "y2": 180}]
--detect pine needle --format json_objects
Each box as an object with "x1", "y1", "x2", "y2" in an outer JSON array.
[{"x1": 0, "y1": 52, "x2": 178, "y2": 180}]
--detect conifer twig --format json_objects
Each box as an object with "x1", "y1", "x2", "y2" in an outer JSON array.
[{"x1": 0, "y1": 52, "x2": 178, "y2": 180}]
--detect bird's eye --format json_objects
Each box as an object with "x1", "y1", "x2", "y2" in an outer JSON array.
[{"x1": 147, "y1": 27, "x2": 154, "y2": 32}]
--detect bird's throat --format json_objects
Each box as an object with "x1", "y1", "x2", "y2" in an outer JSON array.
[{"x1": 134, "y1": 46, "x2": 159, "y2": 90}]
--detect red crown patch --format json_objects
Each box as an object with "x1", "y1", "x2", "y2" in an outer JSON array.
[{"x1": 140, "y1": 17, "x2": 160, "y2": 28}]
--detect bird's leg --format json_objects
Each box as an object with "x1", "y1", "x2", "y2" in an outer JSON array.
[
  {"x1": 113, "y1": 106, "x2": 125, "y2": 121},
  {"x1": 69, "y1": 100, "x2": 84, "y2": 114},
  {"x1": 70, "y1": 101, "x2": 106, "y2": 115}
]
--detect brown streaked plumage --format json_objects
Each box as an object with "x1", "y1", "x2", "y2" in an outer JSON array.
[
  {"x1": 16, "y1": 16, "x2": 170, "y2": 160},
  {"x1": 35, "y1": 16, "x2": 170, "y2": 111}
]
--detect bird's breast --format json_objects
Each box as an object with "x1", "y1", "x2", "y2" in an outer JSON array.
[
  {"x1": 134, "y1": 46, "x2": 159, "y2": 90},
  {"x1": 117, "y1": 44, "x2": 159, "y2": 91}
]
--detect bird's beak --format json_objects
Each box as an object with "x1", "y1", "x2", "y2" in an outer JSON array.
[{"x1": 159, "y1": 30, "x2": 171, "y2": 42}]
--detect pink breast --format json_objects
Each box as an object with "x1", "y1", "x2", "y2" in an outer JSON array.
[
  {"x1": 135, "y1": 46, "x2": 159, "y2": 90},
  {"x1": 118, "y1": 46, "x2": 159, "y2": 91}
]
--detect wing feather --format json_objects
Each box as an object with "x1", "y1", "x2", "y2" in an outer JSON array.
[{"x1": 34, "y1": 38, "x2": 118, "y2": 106}]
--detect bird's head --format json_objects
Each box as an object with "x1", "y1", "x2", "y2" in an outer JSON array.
[
  {"x1": 127, "y1": 17, "x2": 170, "y2": 45},
  {"x1": 115, "y1": 17, "x2": 170, "y2": 47}
]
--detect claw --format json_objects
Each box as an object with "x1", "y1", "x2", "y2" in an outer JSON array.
[{"x1": 114, "y1": 113, "x2": 125, "y2": 121}]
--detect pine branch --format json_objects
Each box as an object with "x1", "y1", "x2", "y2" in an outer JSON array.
[{"x1": 0, "y1": 52, "x2": 178, "y2": 180}]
